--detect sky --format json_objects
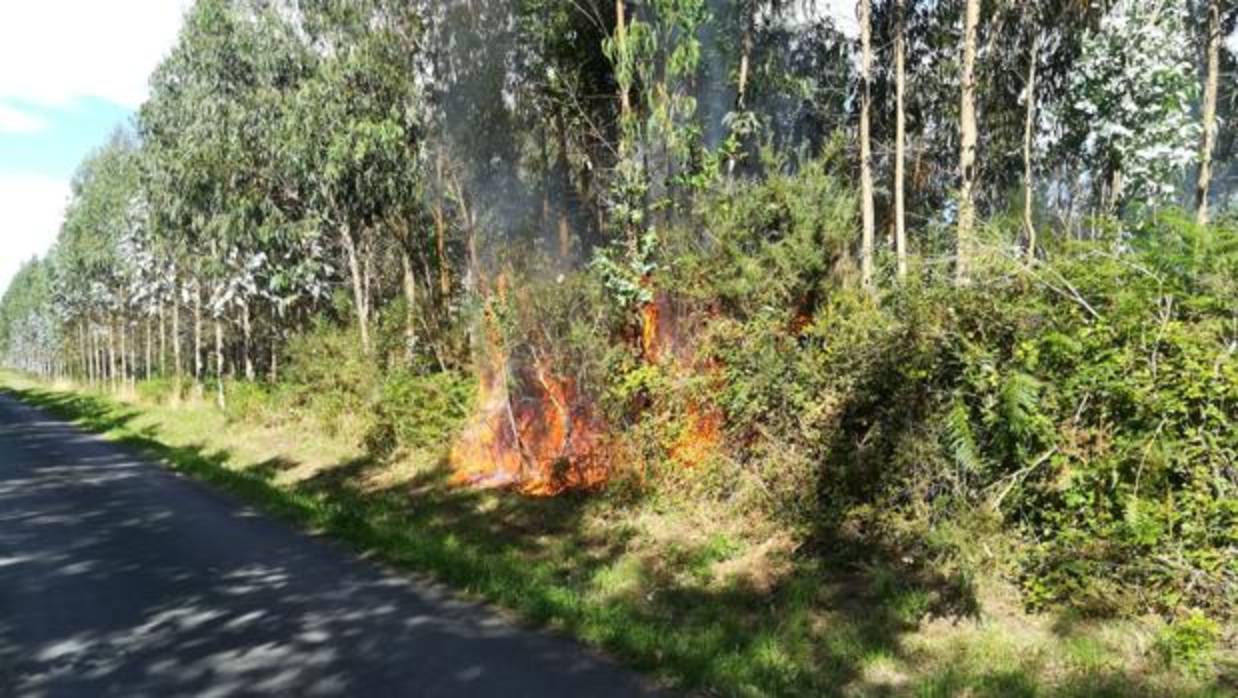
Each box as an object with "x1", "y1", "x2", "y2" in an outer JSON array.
[{"x1": 0, "y1": 1, "x2": 192, "y2": 298}]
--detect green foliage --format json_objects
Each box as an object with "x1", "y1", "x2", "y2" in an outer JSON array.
[
  {"x1": 607, "y1": 168, "x2": 1237, "y2": 619},
  {"x1": 364, "y1": 370, "x2": 472, "y2": 459},
  {"x1": 135, "y1": 377, "x2": 191, "y2": 405},
  {"x1": 279, "y1": 318, "x2": 380, "y2": 434},
  {"x1": 222, "y1": 380, "x2": 274, "y2": 423},
  {"x1": 1155, "y1": 611, "x2": 1222, "y2": 677}
]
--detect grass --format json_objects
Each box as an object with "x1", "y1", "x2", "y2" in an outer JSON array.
[{"x1": 1, "y1": 371, "x2": 1234, "y2": 697}]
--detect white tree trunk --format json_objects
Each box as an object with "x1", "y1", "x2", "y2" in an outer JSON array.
[
  {"x1": 1195, "y1": 0, "x2": 1221, "y2": 225},
  {"x1": 193, "y1": 282, "x2": 203, "y2": 385},
  {"x1": 894, "y1": 0, "x2": 908, "y2": 279},
  {"x1": 241, "y1": 301, "x2": 255, "y2": 381},
  {"x1": 1023, "y1": 32, "x2": 1040, "y2": 261},
  {"x1": 215, "y1": 317, "x2": 226, "y2": 410},
  {"x1": 858, "y1": 0, "x2": 876, "y2": 288},
  {"x1": 956, "y1": 0, "x2": 980, "y2": 285},
  {"x1": 341, "y1": 225, "x2": 371, "y2": 353}
]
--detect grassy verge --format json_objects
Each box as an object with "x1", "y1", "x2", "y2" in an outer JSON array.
[{"x1": 1, "y1": 371, "x2": 1232, "y2": 697}]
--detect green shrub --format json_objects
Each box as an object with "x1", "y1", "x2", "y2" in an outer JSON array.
[
  {"x1": 280, "y1": 318, "x2": 380, "y2": 434},
  {"x1": 1155, "y1": 611, "x2": 1221, "y2": 677},
  {"x1": 605, "y1": 161, "x2": 1237, "y2": 620},
  {"x1": 135, "y1": 376, "x2": 190, "y2": 404},
  {"x1": 223, "y1": 380, "x2": 274, "y2": 424},
  {"x1": 364, "y1": 369, "x2": 473, "y2": 458}
]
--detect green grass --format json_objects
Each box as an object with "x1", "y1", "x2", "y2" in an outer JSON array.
[{"x1": 1, "y1": 371, "x2": 1233, "y2": 698}]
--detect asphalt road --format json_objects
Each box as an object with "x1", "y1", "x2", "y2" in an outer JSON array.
[{"x1": 0, "y1": 393, "x2": 665, "y2": 697}]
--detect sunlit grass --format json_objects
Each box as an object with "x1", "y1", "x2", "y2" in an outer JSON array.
[{"x1": 1, "y1": 371, "x2": 1231, "y2": 698}]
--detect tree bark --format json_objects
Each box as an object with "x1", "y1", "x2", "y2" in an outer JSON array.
[
  {"x1": 894, "y1": 0, "x2": 908, "y2": 279},
  {"x1": 215, "y1": 317, "x2": 226, "y2": 410},
  {"x1": 145, "y1": 315, "x2": 153, "y2": 381},
  {"x1": 119, "y1": 317, "x2": 129, "y2": 387},
  {"x1": 1023, "y1": 32, "x2": 1040, "y2": 261},
  {"x1": 1195, "y1": 0, "x2": 1221, "y2": 225},
  {"x1": 107, "y1": 317, "x2": 116, "y2": 390},
  {"x1": 78, "y1": 321, "x2": 87, "y2": 383},
  {"x1": 158, "y1": 302, "x2": 166, "y2": 377},
  {"x1": 556, "y1": 114, "x2": 574, "y2": 262},
  {"x1": 615, "y1": 0, "x2": 631, "y2": 118},
  {"x1": 434, "y1": 152, "x2": 451, "y2": 299},
  {"x1": 241, "y1": 300, "x2": 255, "y2": 381},
  {"x1": 193, "y1": 281, "x2": 203, "y2": 385},
  {"x1": 858, "y1": 0, "x2": 876, "y2": 289},
  {"x1": 956, "y1": 0, "x2": 980, "y2": 285},
  {"x1": 340, "y1": 224, "x2": 371, "y2": 353},
  {"x1": 173, "y1": 290, "x2": 182, "y2": 382},
  {"x1": 400, "y1": 246, "x2": 418, "y2": 363}
]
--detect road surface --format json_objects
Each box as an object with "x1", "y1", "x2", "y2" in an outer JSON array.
[{"x1": 0, "y1": 393, "x2": 665, "y2": 697}]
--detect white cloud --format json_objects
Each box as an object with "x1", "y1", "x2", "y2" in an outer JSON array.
[
  {"x1": 0, "y1": 174, "x2": 70, "y2": 296},
  {"x1": 0, "y1": 104, "x2": 46, "y2": 134},
  {"x1": 0, "y1": 1, "x2": 193, "y2": 108}
]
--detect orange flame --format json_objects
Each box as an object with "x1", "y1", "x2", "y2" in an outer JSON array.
[
  {"x1": 450, "y1": 288, "x2": 608, "y2": 496},
  {"x1": 669, "y1": 402, "x2": 723, "y2": 469}
]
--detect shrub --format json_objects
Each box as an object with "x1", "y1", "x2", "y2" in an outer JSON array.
[
  {"x1": 223, "y1": 380, "x2": 274, "y2": 424},
  {"x1": 364, "y1": 369, "x2": 473, "y2": 458},
  {"x1": 598, "y1": 159, "x2": 1237, "y2": 620},
  {"x1": 1155, "y1": 611, "x2": 1222, "y2": 677}
]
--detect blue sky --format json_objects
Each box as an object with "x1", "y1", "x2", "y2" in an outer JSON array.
[
  {"x1": 0, "y1": 1, "x2": 191, "y2": 297},
  {"x1": 0, "y1": 99, "x2": 135, "y2": 180}
]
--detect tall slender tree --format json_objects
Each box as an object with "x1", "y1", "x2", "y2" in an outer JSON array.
[
  {"x1": 956, "y1": 0, "x2": 980, "y2": 285},
  {"x1": 858, "y1": 0, "x2": 876, "y2": 288},
  {"x1": 1195, "y1": 0, "x2": 1222, "y2": 224}
]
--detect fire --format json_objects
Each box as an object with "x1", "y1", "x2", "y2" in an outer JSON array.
[
  {"x1": 450, "y1": 289, "x2": 607, "y2": 496},
  {"x1": 639, "y1": 289, "x2": 725, "y2": 469},
  {"x1": 669, "y1": 402, "x2": 723, "y2": 469}
]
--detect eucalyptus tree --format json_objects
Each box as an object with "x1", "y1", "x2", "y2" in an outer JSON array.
[
  {"x1": 1194, "y1": 0, "x2": 1225, "y2": 224},
  {"x1": 1064, "y1": 0, "x2": 1199, "y2": 216},
  {"x1": 143, "y1": 0, "x2": 318, "y2": 394},
  {"x1": 285, "y1": 0, "x2": 426, "y2": 354},
  {"x1": 858, "y1": 0, "x2": 876, "y2": 288},
  {"x1": 0, "y1": 259, "x2": 58, "y2": 378}
]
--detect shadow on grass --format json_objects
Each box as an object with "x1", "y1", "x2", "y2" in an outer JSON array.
[{"x1": 2, "y1": 382, "x2": 1228, "y2": 697}]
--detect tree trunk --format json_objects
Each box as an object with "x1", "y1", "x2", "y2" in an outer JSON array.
[
  {"x1": 193, "y1": 281, "x2": 203, "y2": 385},
  {"x1": 158, "y1": 302, "x2": 166, "y2": 377},
  {"x1": 400, "y1": 246, "x2": 418, "y2": 363},
  {"x1": 1023, "y1": 32, "x2": 1040, "y2": 261},
  {"x1": 119, "y1": 318, "x2": 129, "y2": 387},
  {"x1": 241, "y1": 301, "x2": 255, "y2": 381},
  {"x1": 615, "y1": 0, "x2": 631, "y2": 118},
  {"x1": 340, "y1": 225, "x2": 371, "y2": 353},
  {"x1": 107, "y1": 317, "x2": 116, "y2": 390},
  {"x1": 77, "y1": 321, "x2": 87, "y2": 383},
  {"x1": 1195, "y1": 0, "x2": 1221, "y2": 225},
  {"x1": 145, "y1": 315, "x2": 152, "y2": 381},
  {"x1": 737, "y1": 7, "x2": 752, "y2": 110},
  {"x1": 173, "y1": 292, "x2": 182, "y2": 382},
  {"x1": 893, "y1": 0, "x2": 908, "y2": 279},
  {"x1": 270, "y1": 340, "x2": 279, "y2": 383},
  {"x1": 434, "y1": 152, "x2": 451, "y2": 298},
  {"x1": 556, "y1": 114, "x2": 574, "y2": 262},
  {"x1": 86, "y1": 322, "x2": 95, "y2": 385},
  {"x1": 858, "y1": 0, "x2": 876, "y2": 289},
  {"x1": 956, "y1": 0, "x2": 980, "y2": 285},
  {"x1": 214, "y1": 317, "x2": 226, "y2": 410}
]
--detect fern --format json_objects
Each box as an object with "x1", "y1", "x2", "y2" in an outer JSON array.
[
  {"x1": 999, "y1": 370, "x2": 1043, "y2": 441},
  {"x1": 946, "y1": 397, "x2": 987, "y2": 477}
]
